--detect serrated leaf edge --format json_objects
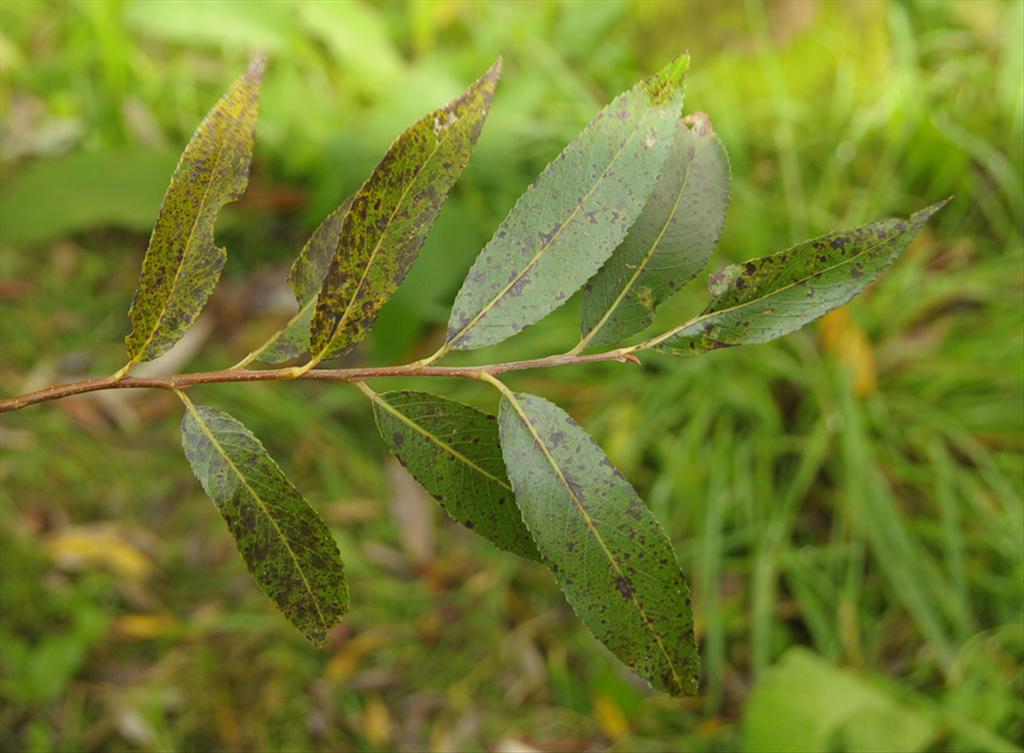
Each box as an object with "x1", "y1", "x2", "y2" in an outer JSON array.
[{"x1": 645, "y1": 200, "x2": 948, "y2": 352}]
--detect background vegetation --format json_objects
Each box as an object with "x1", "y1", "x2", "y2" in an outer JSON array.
[{"x1": 1, "y1": 1, "x2": 1021, "y2": 750}]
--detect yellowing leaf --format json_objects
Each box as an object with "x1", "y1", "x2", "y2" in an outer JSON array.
[
  {"x1": 307, "y1": 60, "x2": 501, "y2": 364},
  {"x1": 593, "y1": 694, "x2": 630, "y2": 741},
  {"x1": 324, "y1": 628, "x2": 390, "y2": 683},
  {"x1": 820, "y1": 307, "x2": 877, "y2": 396},
  {"x1": 115, "y1": 614, "x2": 179, "y2": 639},
  {"x1": 363, "y1": 696, "x2": 392, "y2": 748},
  {"x1": 45, "y1": 525, "x2": 154, "y2": 579},
  {"x1": 123, "y1": 56, "x2": 264, "y2": 366}
]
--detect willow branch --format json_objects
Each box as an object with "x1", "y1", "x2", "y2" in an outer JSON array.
[{"x1": 0, "y1": 349, "x2": 636, "y2": 414}]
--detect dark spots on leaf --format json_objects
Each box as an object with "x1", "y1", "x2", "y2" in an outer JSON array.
[
  {"x1": 615, "y1": 576, "x2": 634, "y2": 599},
  {"x1": 745, "y1": 262, "x2": 756, "y2": 276}
]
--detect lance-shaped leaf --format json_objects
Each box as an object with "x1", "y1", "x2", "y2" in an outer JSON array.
[
  {"x1": 124, "y1": 56, "x2": 264, "y2": 365},
  {"x1": 651, "y1": 199, "x2": 951, "y2": 355},
  {"x1": 307, "y1": 60, "x2": 501, "y2": 363},
  {"x1": 444, "y1": 55, "x2": 690, "y2": 352},
  {"x1": 578, "y1": 112, "x2": 731, "y2": 350},
  {"x1": 497, "y1": 391, "x2": 698, "y2": 696},
  {"x1": 247, "y1": 198, "x2": 353, "y2": 364},
  {"x1": 367, "y1": 389, "x2": 540, "y2": 561},
  {"x1": 180, "y1": 400, "x2": 348, "y2": 646}
]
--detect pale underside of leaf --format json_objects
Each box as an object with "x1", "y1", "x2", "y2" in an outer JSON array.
[
  {"x1": 652, "y1": 198, "x2": 951, "y2": 354},
  {"x1": 125, "y1": 56, "x2": 264, "y2": 364},
  {"x1": 250, "y1": 198, "x2": 353, "y2": 364},
  {"x1": 444, "y1": 54, "x2": 691, "y2": 352},
  {"x1": 368, "y1": 389, "x2": 541, "y2": 561},
  {"x1": 307, "y1": 59, "x2": 502, "y2": 363},
  {"x1": 180, "y1": 400, "x2": 348, "y2": 646},
  {"x1": 497, "y1": 391, "x2": 698, "y2": 696},
  {"x1": 578, "y1": 112, "x2": 731, "y2": 350}
]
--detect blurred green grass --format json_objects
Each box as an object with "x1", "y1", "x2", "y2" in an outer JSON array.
[{"x1": 1, "y1": 1, "x2": 1021, "y2": 751}]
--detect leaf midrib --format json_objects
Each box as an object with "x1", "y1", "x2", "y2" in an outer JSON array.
[
  {"x1": 579, "y1": 134, "x2": 697, "y2": 349},
  {"x1": 654, "y1": 219, "x2": 908, "y2": 347},
  {"x1": 131, "y1": 107, "x2": 237, "y2": 362},
  {"x1": 313, "y1": 105, "x2": 475, "y2": 360},
  {"x1": 503, "y1": 392, "x2": 685, "y2": 692},
  {"x1": 185, "y1": 402, "x2": 330, "y2": 633},
  {"x1": 447, "y1": 103, "x2": 653, "y2": 348},
  {"x1": 371, "y1": 393, "x2": 512, "y2": 491}
]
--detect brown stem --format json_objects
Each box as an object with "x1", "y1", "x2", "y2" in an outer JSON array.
[{"x1": 0, "y1": 350, "x2": 634, "y2": 414}]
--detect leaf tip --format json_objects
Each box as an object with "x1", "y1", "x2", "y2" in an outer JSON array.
[
  {"x1": 646, "y1": 53, "x2": 690, "y2": 105},
  {"x1": 246, "y1": 53, "x2": 268, "y2": 82},
  {"x1": 912, "y1": 195, "x2": 953, "y2": 225},
  {"x1": 682, "y1": 111, "x2": 714, "y2": 137}
]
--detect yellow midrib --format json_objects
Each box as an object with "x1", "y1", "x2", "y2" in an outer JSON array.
[
  {"x1": 130, "y1": 95, "x2": 245, "y2": 363},
  {"x1": 648, "y1": 218, "x2": 907, "y2": 349},
  {"x1": 446, "y1": 104, "x2": 652, "y2": 348},
  {"x1": 578, "y1": 137, "x2": 697, "y2": 350},
  {"x1": 311, "y1": 99, "x2": 479, "y2": 362},
  {"x1": 185, "y1": 401, "x2": 331, "y2": 632},
  {"x1": 503, "y1": 391, "x2": 685, "y2": 692},
  {"x1": 370, "y1": 392, "x2": 513, "y2": 491}
]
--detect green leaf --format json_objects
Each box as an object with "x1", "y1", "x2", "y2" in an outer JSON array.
[
  {"x1": 652, "y1": 199, "x2": 951, "y2": 355},
  {"x1": 249, "y1": 198, "x2": 353, "y2": 364},
  {"x1": 743, "y1": 649, "x2": 938, "y2": 753},
  {"x1": 0, "y1": 148, "x2": 179, "y2": 246},
  {"x1": 579, "y1": 112, "x2": 731, "y2": 350},
  {"x1": 444, "y1": 54, "x2": 689, "y2": 352},
  {"x1": 124, "y1": 56, "x2": 265, "y2": 365},
  {"x1": 367, "y1": 389, "x2": 541, "y2": 562},
  {"x1": 497, "y1": 391, "x2": 698, "y2": 696},
  {"x1": 307, "y1": 59, "x2": 501, "y2": 363},
  {"x1": 180, "y1": 399, "x2": 348, "y2": 646}
]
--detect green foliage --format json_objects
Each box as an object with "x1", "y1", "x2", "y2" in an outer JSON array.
[
  {"x1": 367, "y1": 388, "x2": 540, "y2": 562},
  {"x1": 307, "y1": 60, "x2": 501, "y2": 364},
  {"x1": 654, "y1": 200, "x2": 949, "y2": 354},
  {"x1": 2, "y1": 50, "x2": 948, "y2": 698},
  {"x1": 123, "y1": 56, "x2": 265, "y2": 366},
  {"x1": 579, "y1": 113, "x2": 731, "y2": 350},
  {"x1": 180, "y1": 398, "x2": 348, "y2": 645},
  {"x1": 4, "y1": 4, "x2": 1014, "y2": 747},
  {"x1": 250, "y1": 198, "x2": 352, "y2": 364},
  {"x1": 444, "y1": 55, "x2": 689, "y2": 351},
  {"x1": 743, "y1": 649, "x2": 937, "y2": 753},
  {"x1": 497, "y1": 389, "x2": 699, "y2": 696}
]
